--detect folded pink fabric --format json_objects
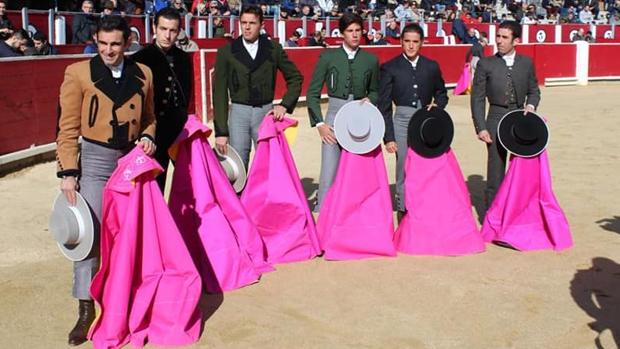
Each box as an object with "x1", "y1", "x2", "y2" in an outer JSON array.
[
  {"x1": 453, "y1": 63, "x2": 471, "y2": 95},
  {"x1": 395, "y1": 149, "x2": 485, "y2": 256},
  {"x1": 89, "y1": 147, "x2": 202, "y2": 349},
  {"x1": 241, "y1": 115, "x2": 321, "y2": 264},
  {"x1": 168, "y1": 116, "x2": 273, "y2": 294},
  {"x1": 481, "y1": 150, "x2": 573, "y2": 251},
  {"x1": 317, "y1": 147, "x2": 397, "y2": 260}
]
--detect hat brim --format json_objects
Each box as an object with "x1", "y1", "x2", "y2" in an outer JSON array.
[
  {"x1": 214, "y1": 145, "x2": 247, "y2": 193},
  {"x1": 49, "y1": 192, "x2": 95, "y2": 262},
  {"x1": 333, "y1": 101, "x2": 385, "y2": 154},
  {"x1": 407, "y1": 107, "x2": 454, "y2": 158},
  {"x1": 497, "y1": 110, "x2": 549, "y2": 158}
]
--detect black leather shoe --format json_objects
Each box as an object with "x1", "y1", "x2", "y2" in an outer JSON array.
[
  {"x1": 397, "y1": 211, "x2": 406, "y2": 224},
  {"x1": 68, "y1": 300, "x2": 95, "y2": 346}
]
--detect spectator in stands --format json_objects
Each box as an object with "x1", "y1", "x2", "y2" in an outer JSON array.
[
  {"x1": 33, "y1": 31, "x2": 58, "y2": 55},
  {"x1": 127, "y1": 30, "x2": 142, "y2": 51},
  {"x1": 212, "y1": 0, "x2": 231, "y2": 15},
  {"x1": 463, "y1": 27, "x2": 479, "y2": 44},
  {"x1": 0, "y1": 28, "x2": 27, "y2": 57},
  {"x1": 579, "y1": 5, "x2": 594, "y2": 23},
  {"x1": 280, "y1": 7, "x2": 291, "y2": 20},
  {"x1": 309, "y1": 29, "x2": 328, "y2": 46},
  {"x1": 286, "y1": 29, "x2": 301, "y2": 47},
  {"x1": 212, "y1": 16, "x2": 229, "y2": 37},
  {"x1": 102, "y1": 0, "x2": 118, "y2": 16},
  {"x1": 72, "y1": 0, "x2": 97, "y2": 44},
  {"x1": 395, "y1": 1, "x2": 418, "y2": 21},
  {"x1": 562, "y1": 10, "x2": 579, "y2": 23},
  {"x1": 171, "y1": 0, "x2": 188, "y2": 15},
  {"x1": 372, "y1": 31, "x2": 388, "y2": 44},
  {"x1": 0, "y1": 0, "x2": 14, "y2": 40},
  {"x1": 380, "y1": 7, "x2": 396, "y2": 22},
  {"x1": 571, "y1": 27, "x2": 585, "y2": 41},
  {"x1": 20, "y1": 36, "x2": 37, "y2": 56},
  {"x1": 329, "y1": 5, "x2": 342, "y2": 17},
  {"x1": 300, "y1": 4, "x2": 320, "y2": 19},
  {"x1": 176, "y1": 28, "x2": 199, "y2": 50},
  {"x1": 584, "y1": 30, "x2": 595, "y2": 42},
  {"x1": 385, "y1": 19, "x2": 400, "y2": 38},
  {"x1": 227, "y1": 0, "x2": 241, "y2": 15}
]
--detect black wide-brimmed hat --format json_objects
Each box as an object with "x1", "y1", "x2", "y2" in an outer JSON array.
[
  {"x1": 497, "y1": 110, "x2": 549, "y2": 157},
  {"x1": 407, "y1": 107, "x2": 454, "y2": 158}
]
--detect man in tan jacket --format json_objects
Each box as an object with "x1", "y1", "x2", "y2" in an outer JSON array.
[{"x1": 55, "y1": 15, "x2": 156, "y2": 346}]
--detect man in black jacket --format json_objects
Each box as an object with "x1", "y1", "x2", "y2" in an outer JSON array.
[
  {"x1": 132, "y1": 7, "x2": 192, "y2": 191},
  {"x1": 378, "y1": 23, "x2": 448, "y2": 219},
  {"x1": 71, "y1": 0, "x2": 97, "y2": 44}
]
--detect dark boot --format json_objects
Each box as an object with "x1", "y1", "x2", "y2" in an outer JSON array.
[{"x1": 68, "y1": 300, "x2": 95, "y2": 346}]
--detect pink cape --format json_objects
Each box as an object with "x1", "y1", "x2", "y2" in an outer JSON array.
[
  {"x1": 481, "y1": 150, "x2": 573, "y2": 251},
  {"x1": 394, "y1": 149, "x2": 485, "y2": 256},
  {"x1": 453, "y1": 63, "x2": 471, "y2": 95},
  {"x1": 240, "y1": 115, "x2": 321, "y2": 264},
  {"x1": 317, "y1": 147, "x2": 397, "y2": 260},
  {"x1": 89, "y1": 147, "x2": 202, "y2": 349},
  {"x1": 168, "y1": 116, "x2": 273, "y2": 294}
]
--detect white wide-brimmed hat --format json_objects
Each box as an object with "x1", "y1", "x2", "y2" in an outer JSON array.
[
  {"x1": 333, "y1": 101, "x2": 385, "y2": 154},
  {"x1": 49, "y1": 192, "x2": 95, "y2": 261},
  {"x1": 214, "y1": 145, "x2": 247, "y2": 193}
]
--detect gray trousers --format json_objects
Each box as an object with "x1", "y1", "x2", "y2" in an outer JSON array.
[
  {"x1": 485, "y1": 106, "x2": 511, "y2": 209},
  {"x1": 316, "y1": 96, "x2": 354, "y2": 210},
  {"x1": 228, "y1": 103, "x2": 272, "y2": 170},
  {"x1": 393, "y1": 105, "x2": 420, "y2": 212},
  {"x1": 73, "y1": 140, "x2": 129, "y2": 300}
]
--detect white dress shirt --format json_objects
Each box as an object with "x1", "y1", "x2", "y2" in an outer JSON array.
[
  {"x1": 342, "y1": 44, "x2": 359, "y2": 60},
  {"x1": 108, "y1": 60, "x2": 124, "y2": 78},
  {"x1": 403, "y1": 54, "x2": 419, "y2": 69},
  {"x1": 243, "y1": 38, "x2": 259, "y2": 60},
  {"x1": 501, "y1": 50, "x2": 516, "y2": 67}
]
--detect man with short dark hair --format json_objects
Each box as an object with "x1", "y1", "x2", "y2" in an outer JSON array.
[
  {"x1": 471, "y1": 20, "x2": 540, "y2": 210},
  {"x1": 133, "y1": 7, "x2": 192, "y2": 191},
  {"x1": 33, "y1": 31, "x2": 58, "y2": 55},
  {"x1": 56, "y1": 15, "x2": 156, "y2": 345},
  {"x1": 213, "y1": 5, "x2": 303, "y2": 170},
  {"x1": 0, "y1": 28, "x2": 27, "y2": 57},
  {"x1": 307, "y1": 12, "x2": 380, "y2": 209},
  {"x1": 378, "y1": 23, "x2": 448, "y2": 219}
]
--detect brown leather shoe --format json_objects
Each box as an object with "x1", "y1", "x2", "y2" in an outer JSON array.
[{"x1": 68, "y1": 300, "x2": 95, "y2": 346}]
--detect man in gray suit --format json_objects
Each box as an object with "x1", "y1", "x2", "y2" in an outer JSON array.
[{"x1": 471, "y1": 20, "x2": 541, "y2": 210}]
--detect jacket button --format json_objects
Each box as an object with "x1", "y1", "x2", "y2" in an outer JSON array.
[
  {"x1": 168, "y1": 76, "x2": 173, "y2": 81},
  {"x1": 131, "y1": 119, "x2": 137, "y2": 125},
  {"x1": 159, "y1": 111, "x2": 165, "y2": 116},
  {"x1": 169, "y1": 63, "x2": 174, "y2": 68},
  {"x1": 165, "y1": 87, "x2": 170, "y2": 92},
  {"x1": 108, "y1": 138, "x2": 113, "y2": 142},
  {"x1": 130, "y1": 104, "x2": 135, "y2": 109},
  {"x1": 162, "y1": 99, "x2": 168, "y2": 104}
]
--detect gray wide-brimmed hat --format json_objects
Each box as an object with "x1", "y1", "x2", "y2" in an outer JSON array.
[
  {"x1": 49, "y1": 192, "x2": 94, "y2": 262},
  {"x1": 497, "y1": 110, "x2": 549, "y2": 158},
  {"x1": 333, "y1": 101, "x2": 385, "y2": 154},
  {"x1": 214, "y1": 145, "x2": 247, "y2": 193}
]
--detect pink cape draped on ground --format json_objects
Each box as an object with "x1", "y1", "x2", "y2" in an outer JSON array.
[
  {"x1": 168, "y1": 116, "x2": 273, "y2": 294},
  {"x1": 240, "y1": 115, "x2": 321, "y2": 264},
  {"x1": 453, "y1": 63, "x2": 471, "y2": 95},
  {"x1": 89, "y1": 147, "x2": 202, "y2": 349},
  {"x1": 394, "y1": 149, "x2": 485, "y2": 256},
  {"x1": 317, "y1": 147, "x2": 396, "y2": 260},
  {"x1": 481, "y1": 150, "x2": 573, "y2": 251}
]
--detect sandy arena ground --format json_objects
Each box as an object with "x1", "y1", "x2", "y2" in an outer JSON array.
[{"x1": 1, "y1": 83, "x2": 619, "y2": 349}]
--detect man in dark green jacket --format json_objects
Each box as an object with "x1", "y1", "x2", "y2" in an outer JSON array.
[
  {"x1": 306, "y1": 12, "x2": 380, "y2": 209},
  {"x1": 213, "y1": 6, "x2": 302, "y2": 169}
]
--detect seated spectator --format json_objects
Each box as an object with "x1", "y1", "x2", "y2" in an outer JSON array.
[
  {"x1": 213, "y1": 0, "x2": 231, "y2": 15},
  {"x1": 562, "y1": 11, "x2": 579, "y2": 23},
  {"x1": 329, "y1": 5, "x2": 342, "y2": 17},
  {"x1": 32, "y1": 31, "x2": 58, "y2": 55},
  {"x1": 385, "y1": 19, "x2": 400, "y2": 38},
  {"x1": 0, "y1": 28, "x2": 27, "y2": 57},
  {"x1": 451, "y1": 18, "x2": 467, "y2": 42},
  {"x1": 584, "y1": 30, "x2": 595, "y2": 42},
  {"x1": 372, "y1": 31, "x2": 388, "y2": 45},
  {"x1": 280, "y1": 7, "x2": 291, "y2": 20},
  {"x1": 0, "y1": 0, "x2": 14, "y2": 40},
  {"x1": 170, "y1": 0, "x2": 188, "y2": 15},
  {"x1": 571, "y1": 27, "x2": 586, "y2": 41},
  {"x1": 227, "y1": 0, "x2": 241, "y2": 15},
  {"x1": 20, "y1": 36, "x2": 37, "y2": 56},
  {"x1": 213, "y1": 16, "x2": 229, "y2": 37},
  {"x1": 102, "y1": 1, "x2": 116, "y2": 16},
  {"x1": 285, "y1": 30, "x2": 301, "y2": 47},
  {"x1": 72, "y1": 0, "x2": 97, "y2": 44},
  {"x1": 463, "y1": 27, "x2": 478, "y2": 44},
  {"x1": 579, "y1": 5, "x2": 595, "y2": 23},
  {"x1": 127, "y1": 30, "x2": 141, "y2": 52},
  {"x1": 83, "y1": 41, "x2": 97, "y2": 53},
  {"x1": 309, "y1": 30, "x2": 327, "y2": 47},
  {"x1": 300, "y1": 4, "x2": 319, "y2": 19},
  {"x1": 395, "y1": 1, "x2": 418, "y2": 21},
  {"x1": 176, "y1": 28, "x2": 199, "y2": 51}
]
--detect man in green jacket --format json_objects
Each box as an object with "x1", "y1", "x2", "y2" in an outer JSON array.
[
  {"x1": 306, "y1": 12, "x2": 380, "y2": 209},
  {"x1": 213, "y1": 5, "x2": 302, "y2": 169}
]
